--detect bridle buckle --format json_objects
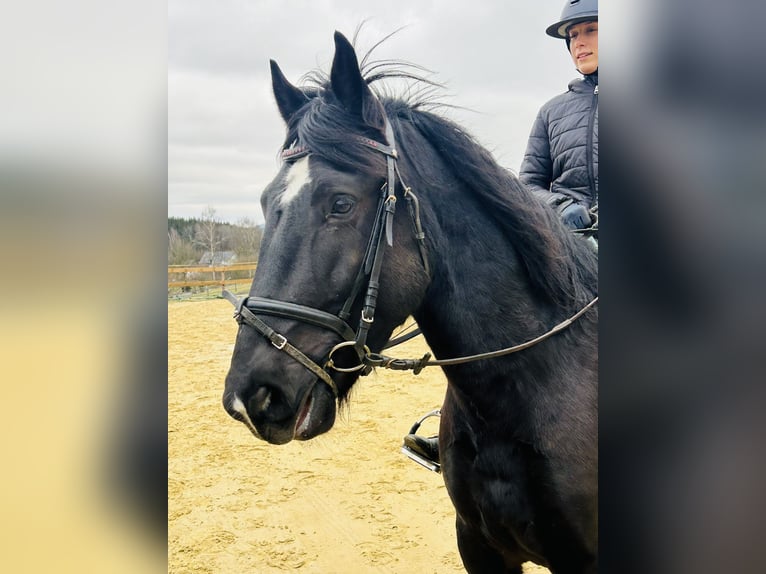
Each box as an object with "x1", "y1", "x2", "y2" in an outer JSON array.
[{"x1": 271, "y1": 334, "x2": 287, "y2": 350}]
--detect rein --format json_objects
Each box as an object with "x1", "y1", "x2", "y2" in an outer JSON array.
[{"x1": 364, "y1": 296, "x2": 598, "y2": 375}]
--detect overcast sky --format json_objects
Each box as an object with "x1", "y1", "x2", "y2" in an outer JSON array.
[{"x1": 168, "y1": 1, "x2": 576, "y2": 224}]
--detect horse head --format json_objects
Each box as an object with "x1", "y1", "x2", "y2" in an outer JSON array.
[{"x1": 223, "y1": 32, "x2": 430, "y2": 445}]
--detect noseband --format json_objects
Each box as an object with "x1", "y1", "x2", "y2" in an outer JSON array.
[{"x1": 223, "y1": 118, "x2": 427, "y2": 399}]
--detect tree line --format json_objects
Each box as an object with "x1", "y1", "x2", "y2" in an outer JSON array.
[{"x1": 168, "y1": 206, "x2": 263, "y2": 265}]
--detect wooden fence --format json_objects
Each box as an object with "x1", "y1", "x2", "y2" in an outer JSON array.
[{"x1": 168, "y1": 262, "x2": 257, "y2": 290}]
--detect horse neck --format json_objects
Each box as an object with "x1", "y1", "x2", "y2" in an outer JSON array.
[
  {"x1": 390, "y1": 110, "x2": 595, "y2": 390},
  {"x1": 408, "y1": 185, "x2": 591, "y2": 394},
  {"x1": 415, "y1": 231, "x2": 554, "y2": 364},
  {"x1": 412, "y1": 249, "x2": 594, "y2": 417}
]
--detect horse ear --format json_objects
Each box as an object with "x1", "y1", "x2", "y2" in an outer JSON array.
[
  {"x1": 270, "y1": 59, "x2": 309, "y2": 124},
  {"x1": 330, "y1": 31, "x2": 385, "y2": 130}
]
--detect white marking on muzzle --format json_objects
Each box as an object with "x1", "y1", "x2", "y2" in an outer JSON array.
[
  {"x1": 231, "y1": 395, "x2": 262, "y2": 439},
  {"x1": 281, "y1": 156, "x2": 312, "y2": 206}
]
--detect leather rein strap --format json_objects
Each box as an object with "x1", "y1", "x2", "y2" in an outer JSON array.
[{"x1": 365, "y1": 296, "x2": 599, "y2": 374}]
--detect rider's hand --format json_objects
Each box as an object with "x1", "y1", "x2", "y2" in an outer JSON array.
[{"x1": 560, "y1": 203, "x2": 592, "y2": 230}]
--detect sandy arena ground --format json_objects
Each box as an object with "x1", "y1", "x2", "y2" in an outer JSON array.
[{"x1": 169, "y1": 297, "x2": 550, "y2": 573}]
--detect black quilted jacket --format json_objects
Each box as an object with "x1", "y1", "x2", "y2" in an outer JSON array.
[{"x1": 520, "y1": 72, "x2": 598, "y2": 211}]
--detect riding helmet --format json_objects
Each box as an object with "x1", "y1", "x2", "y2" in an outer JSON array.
[{"x1": 546, "y1": 0, "x2": 598, "y2": 40}]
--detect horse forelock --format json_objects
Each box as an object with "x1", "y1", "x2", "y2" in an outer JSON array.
[
  {"x1": 282, "y1": 96, "x2": 385, "y2": 180},
  {"x1": 281, "y1": 57, "x2": 440, "y2": 176}
]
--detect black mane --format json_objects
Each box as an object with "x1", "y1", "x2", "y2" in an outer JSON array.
[
  {"x1": 390, "y1": 101, "x2": 598, "y2": 308},
  {"x1": 284, "y1": 63, "x2": 597, "y2": 309}
]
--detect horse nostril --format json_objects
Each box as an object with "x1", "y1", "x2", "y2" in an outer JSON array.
[
  {"x1": 251, "y1": 386, "x2": 272, "y2": 413},
  {"x1": 247, "y1": 384, "x2": 294, "y2": 424}
]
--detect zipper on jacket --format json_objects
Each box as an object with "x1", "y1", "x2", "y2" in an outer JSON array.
[{"x1": 586, "y1": 84, "x2": 598, "y2": 201}]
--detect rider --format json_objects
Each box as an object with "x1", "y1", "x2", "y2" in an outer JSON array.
[
  {"x1": 521, "y1": 0, "x2": 599, "y2": 231},
  {"x1": 402, "y1": 0, "x2": 599, "y2": 469}
]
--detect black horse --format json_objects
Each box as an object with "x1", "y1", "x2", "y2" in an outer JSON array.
[{"x1": 223, "y1": 32, "x2": 598, "y2": 573}]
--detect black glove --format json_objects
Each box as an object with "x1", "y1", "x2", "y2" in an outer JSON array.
[{"x1": 560, "y1": 202, "x2": 591, "y2": 230}]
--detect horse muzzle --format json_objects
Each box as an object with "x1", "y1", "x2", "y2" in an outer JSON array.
[{"x1": 223, "y1": 374, "x2": 337, "y2": 445}]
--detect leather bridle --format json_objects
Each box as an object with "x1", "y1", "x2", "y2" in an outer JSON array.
[
  {"x1": 223, "y1": 117, "x2": 598, "y2": 400},
  {"x1": 223, "y1": 118, "x2": 426, "y2": 399}
]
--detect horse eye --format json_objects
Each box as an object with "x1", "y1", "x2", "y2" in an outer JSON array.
[{"x1": 330, "y1": 196, "x2": 355, "y2": 215}]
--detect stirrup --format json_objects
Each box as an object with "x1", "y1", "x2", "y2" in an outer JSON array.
[{"x1": 401, "y1": 409, "x2": 441, "y2": 473}]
